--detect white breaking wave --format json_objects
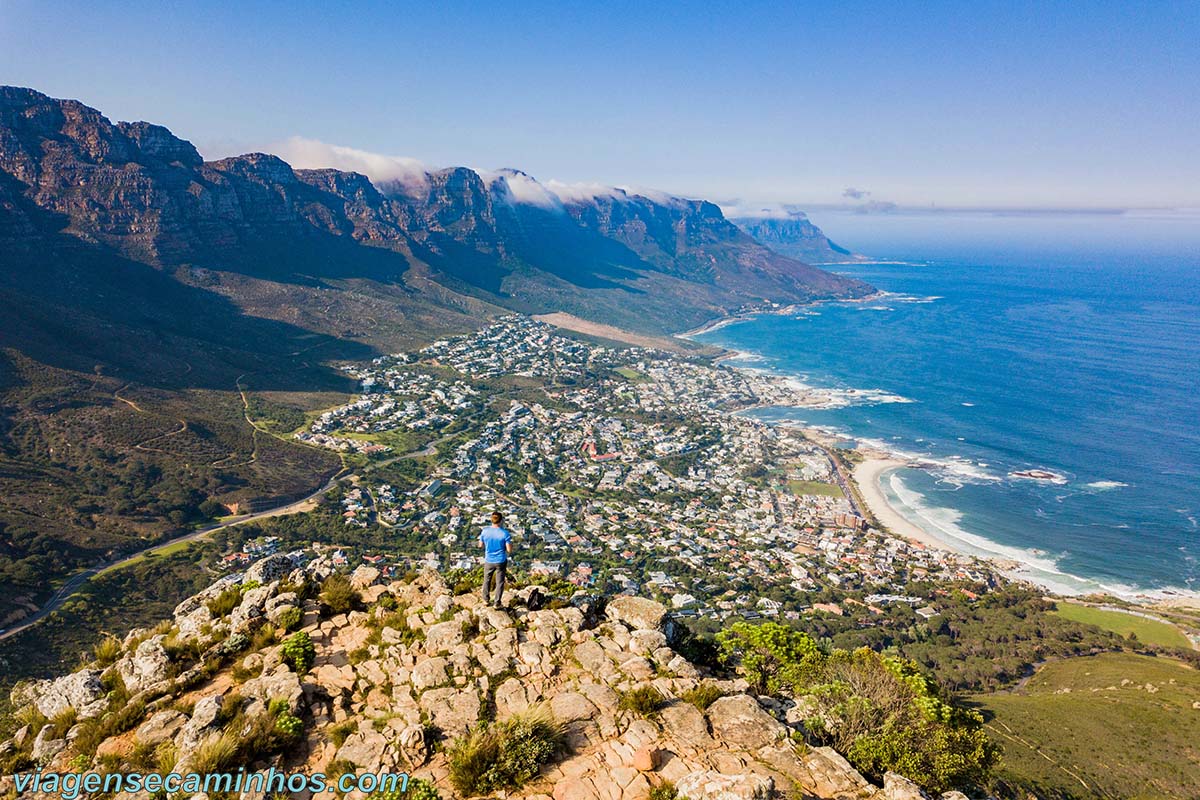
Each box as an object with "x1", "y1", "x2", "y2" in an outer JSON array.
[
  {"x1": 884, "y1": 472, "x2": 1200, "y2": 601},
  {"x1": 1086, "y1": 480, "x2": 1129, "y2": 491}
]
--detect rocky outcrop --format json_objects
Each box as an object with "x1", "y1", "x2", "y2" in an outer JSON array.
[
  {"x1": 0, "y1": 550, "x2": 941, "y2": 800},
  {"x1": 11, "y1": 668, "x2": 107, "y2": 720}
]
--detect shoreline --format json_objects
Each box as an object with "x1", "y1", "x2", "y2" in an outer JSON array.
[
  {"x1": 675, "y1": 290, "x2": 889, "y2": 340},
  {"x1": 850, "y1": 457, "x2": 949, "y2": 552}
]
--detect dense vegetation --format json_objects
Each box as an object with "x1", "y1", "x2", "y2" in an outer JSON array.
[{"x1": 716, "y1": 621, "x2": 998, "y2": 794}]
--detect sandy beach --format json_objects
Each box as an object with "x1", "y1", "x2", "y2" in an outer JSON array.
[{"x1": 852, "y1": 457, "x2": 948, "y2": 551}]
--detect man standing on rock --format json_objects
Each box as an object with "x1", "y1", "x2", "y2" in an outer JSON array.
[{"x1": 479, "y1": 510, "x2": 513, "y2": 608}]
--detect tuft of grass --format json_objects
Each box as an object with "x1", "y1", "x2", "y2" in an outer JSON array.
[
  {"x1": 619, "y1": 685, "x2": 665, "y2": 718},
  {"x1": 206, "y1": 586, "x2": 243, "y2": 618},
  {"x1": 275, "y1": 606, "x2": 303, "y2": 632},
  {"x1": 92, "y1": 634, "x2": 123, "y2": 667},
  {"x1": 447, "y1": 709, "x2": 568, "y2": 795},
  {"x1": 190, "y1": 731, "x2": 239, "y2": 773},
  {"x1": 680, "y1": 682, "x2": 725, "y2": 711},
  {"x1": 329, "y1": 721, "x2": 357, "y2": 748},
  {"x1": 320, "y1": 574, "x2": 361, "y2": 616}
]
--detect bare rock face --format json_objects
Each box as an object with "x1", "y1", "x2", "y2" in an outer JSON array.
[
  {"x1": 245, "y1": 554, "x2": 296, "y2": 585},
  {"x1": 30, "y1": 724, "x2": 67, "y2": 764},
  {"x1": 349, "y1": 564, "x2": 381, "y2": 589},
  {"x1": 676, "y1": 770, "x2": 774, "y2": 800},
  {"x1": 117, "y1": 635, "x2": 172, "y2": 694},
  {"x1": 13, "y1": 668, "x2": 107, "y2": 720},
  {"x1": 606, "y1": 595, "x2": 670, "y2": 633},
  {"x1": 705, "y1": 695, "x2": 788, "y2": 750},
  {"x1": 336, "y1": 726, "x2": 388, "y2": 771},
  {"x1": 135, "y1": 710, "x2": 187, "y2": 746},
  {"x1": 883, "y1": 771, "x2": 931, "y2": 800}
]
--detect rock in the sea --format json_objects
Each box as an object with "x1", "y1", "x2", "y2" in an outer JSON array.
[{"x1": 675, "y1": 770, "x2": 774, "y2": 800}]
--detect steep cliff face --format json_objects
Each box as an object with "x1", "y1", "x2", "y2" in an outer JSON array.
[
  {"x1": 0, "y1": 553, "x2": 943, "y2": 800},
  {"x1": 732, "y1": 212, "x2": 865, "y2": 264}
]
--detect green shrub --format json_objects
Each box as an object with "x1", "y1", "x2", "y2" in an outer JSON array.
[
  {"x1": 374, "y1": 777, "x2": 440, "y2": 800},
  {"x1": 275, "y1": 606, "x2": 303, "y2": 632},
  {"x1": 281, "y1": 631, "x2": 316, "y2": 673},
  {"x1": 92, "y1": 634, "x2": 123, "y2": 667},
  {"x1": 681, "y1": 682, "x2": 725, "y2": 711},
  {"x1": 619, "y1": 685, "x2": 665, "y2": 717},
  {"x1": 206, "y1": 585, "x2": 243, "y2": 617},
  {"x1": 320, "y1": 574, "x2": 361, "y2": 615},
  {"x1": 716, "y1": 620, "x2": 823, "y2": 696},
  {"x1": 647, "y1": 782, "x2": 679, "y2": 800},
  {"x1": 448, "y1": 710, "x2": 568, "y2": 795},
  {"x1": 274, "y1": 709, "x2": 304, "y2": 743}
]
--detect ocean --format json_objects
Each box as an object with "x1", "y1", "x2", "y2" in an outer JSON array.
[{"x1": 693, "y1": 212, "x2": 1200, "y2": 598}]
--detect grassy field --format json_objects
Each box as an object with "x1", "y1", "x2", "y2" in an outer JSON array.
[
  {"x1": 970, "y1": 652, "x2": 1200, "y2": 799},
  {"x1": 786, "y1": 479, "x2": 844, "y2": 498},
  {"x1": 613, "y1": 366, "x2": 651, "y2": 383},
  {"x1": 1051, "y1": 602, "x2": 1193, "y2": 650}
]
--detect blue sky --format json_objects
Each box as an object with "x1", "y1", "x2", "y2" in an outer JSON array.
[{"x1": 2, "y1": 0, "x2": 1197, "y2": 209}]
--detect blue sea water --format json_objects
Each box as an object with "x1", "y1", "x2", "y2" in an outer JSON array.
[{"x1": 693, "y1": 212, "x2": 1200, "y2": 597}]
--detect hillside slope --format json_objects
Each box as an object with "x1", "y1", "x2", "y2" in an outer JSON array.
[{"x1": 0, "y1": 553, "x2": 974, "y2": 800}]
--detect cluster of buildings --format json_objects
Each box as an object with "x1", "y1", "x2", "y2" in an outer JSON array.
[{"x1": 278, "y1": 316, "x2": 993, "y2": 622}]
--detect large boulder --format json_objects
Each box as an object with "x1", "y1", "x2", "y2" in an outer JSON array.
[
  {"x1": 676, "y1": 771, "x2": 774, "y2": 800},
  {"x1": 706, "y1": 695, "x2": 787, "y2": 750},
  {"x1": 336, "y1": 727, "x2": 388, "y2": 770},
  {"x1": 605, "y1": 595, "x2": 680, "y2": 643},
  {"x1": 349, "y1": 565, "x2": 381, "y2": 589},
  {"x1": 117, "y1": 636, "x2": 171, "y2": 694},
  {"x1": 239, "y1": 665, "x2": 305, "y2": 714},
  {"x1": 14, "y1": 669, "x2": 107, "y2": 720},
  {"x1": 245, "y1": 554, "x2": 295, "y2": 585}
]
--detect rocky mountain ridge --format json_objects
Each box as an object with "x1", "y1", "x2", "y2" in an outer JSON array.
[
  {"x1": 1, "y1": 551, "x2": 968, "y2": 800},
  {"x1": 730, "y1": 213, "x2": 865, "y2": 265},
  {"x1": 0, "y1": 85, "x2": 871, "y2": 341}
]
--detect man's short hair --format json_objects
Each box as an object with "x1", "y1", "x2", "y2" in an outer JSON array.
[{"x1": 491, "y1": 511, "x2": 503, "y2": 524}]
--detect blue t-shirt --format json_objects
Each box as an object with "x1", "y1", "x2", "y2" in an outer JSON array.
[{"x1": 479, "y1": 525, "x2": 512, "y2": 564}]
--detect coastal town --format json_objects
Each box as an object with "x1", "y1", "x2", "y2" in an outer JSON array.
[{"x1": 273, "y1": 316, "x2": 992, "y2": 622}]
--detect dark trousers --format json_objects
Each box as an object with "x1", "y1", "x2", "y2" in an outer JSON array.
[{"x1": 482, "y1": 561, "x2": 507, "y2": 606}]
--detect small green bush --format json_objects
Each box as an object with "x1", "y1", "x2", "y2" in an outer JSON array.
[
  {"x1": 448, "y1": 710, "x2": 568, "y2": 795},
  {"x1": 206, "y1": 585, "x2": 243, "y2": 617},
  {"x1": 275, "y1": 606, "x2": 303, "y2": 632},
  {"x1": 619, "y1": 685, "x2": 665, "y2": 717},
  {"x1": 320, "y1": 574, "x2": 361, "y2": 615},
  {"x1": 281, "y1": 631, "x2": 316, "y2": 673},
  {"x1": 647, "y1": 782, "x2": 679, "y2": 800},
  {"x1": 681, "y1": 682, "x2": 725, "y2": 711}
]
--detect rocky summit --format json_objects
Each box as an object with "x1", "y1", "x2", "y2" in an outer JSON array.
[{"x1": 1, "y1": 551, "x2": 954, "y2": 800}]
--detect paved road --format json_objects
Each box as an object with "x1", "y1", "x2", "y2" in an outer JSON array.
[{"x1": 0, "y1": 470, "x2": 346, "y2": 643}]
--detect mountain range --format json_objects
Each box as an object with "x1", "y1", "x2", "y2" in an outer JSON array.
[{"x1": 0, "y1": 85, "x2": 870, "y2": 626}]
